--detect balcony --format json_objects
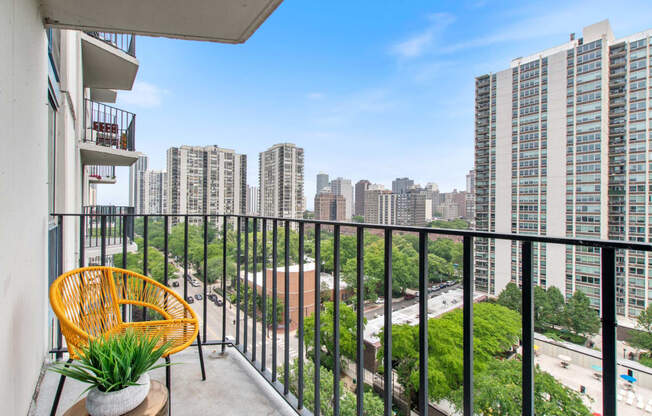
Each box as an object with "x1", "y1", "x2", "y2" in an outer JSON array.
[
  {"x1": 42, "y1": 212, "x2": 652, "y2": 416},
  {"x1": 81, "y1": 206, "x2": 137, "y2": 265},
  {"x1": 87, "y1": 165, "x2": 116, "y2": 184},
  {"x1": 81, "y1": 31, "x2": 139, "y2": 90},
  {"x1": 80, "y1": 99, "x2": 140, "y2": 166}
]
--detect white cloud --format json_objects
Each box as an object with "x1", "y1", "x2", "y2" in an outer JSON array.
[
  {"x1": 389, "y1": 13, "x2": 455, "y2": 59},
  {"x1": 306, "y1": 92, "x2": 324, "y2": 100},
  {"x1": 119, "y1": 81, "x2": 168, "y2": 108}
]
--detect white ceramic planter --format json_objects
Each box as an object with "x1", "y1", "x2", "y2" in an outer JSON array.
[{"x1": 86, "y1": 373, "x2": 150, "y2": 416}]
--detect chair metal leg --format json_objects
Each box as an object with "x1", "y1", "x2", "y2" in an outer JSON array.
[
  {"x1": 50, "y1": 358, "x2": 73, "y2": 416},
  {"x1": 165, "y1": 356, "x2": 171, "y2": 416},
  {"x1": 197, "y1": 332, "x2": 206, "y2": 381}
]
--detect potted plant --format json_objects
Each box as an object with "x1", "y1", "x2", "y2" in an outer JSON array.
[{"x1": 50, "y1": 329, "x2": 172, "y2": 416}]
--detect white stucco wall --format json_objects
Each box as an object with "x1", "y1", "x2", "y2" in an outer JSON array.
[
  {"x1": 494, "y1": 69, "x2": 513, "y2": 293},
  {"x1": 545, "y1": 50, "x2": 568, "y2": 291},
  {"x1": 0, "y1": 1, "x2": 49, "y2": 415}
]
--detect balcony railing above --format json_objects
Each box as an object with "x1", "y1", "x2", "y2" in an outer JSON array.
[
  {"x1": 83, "y1": 99, "x2": 135, "y2": 152},
  {"x1": 87, "y1": 165, "x2": 116, "y2": 182},
  {"x1": 85, "y1": 31, "x2": 136, "y2": 57}
]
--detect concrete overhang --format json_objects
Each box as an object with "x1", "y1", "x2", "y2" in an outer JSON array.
[
  {"x1": 79, "y1": 142, "x2": 141, "y2": 166},
  {"x1": 81, "y1": 32, "x2": 139, "y2": 90},
  {"x1": 90, "y1": 88, "x2": 117, "y2": 103},
  {"x1": 41, "y1": 0, "x2": 283, "y2": 44}
]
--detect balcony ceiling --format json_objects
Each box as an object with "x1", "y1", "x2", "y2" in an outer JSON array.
[
  {"x1": 90, "y1": 88, "x2": 117, "y2": 103},
  {"x1": 79, "y1": 142, "x2": 141, "y2": 166},
  {"x1": 41, "y1": 0, "x2": 283, "y2": 43},
  {"x1": 81, "y1": 33, "x2": 139, "y2": 90}
]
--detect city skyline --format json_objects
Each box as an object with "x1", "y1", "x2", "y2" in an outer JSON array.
[{"x1": 94, "y1": 1, "x2": 652, "y2": 209}]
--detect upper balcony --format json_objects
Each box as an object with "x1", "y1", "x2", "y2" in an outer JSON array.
[
  {"x1": 80, "y1": 99, "x2": 140, "y2": 166},
  {"x1": 87, "y1": 165, "x2": 116, "y2": 184},
  {"x1": 81, "y1": 31, "x2": 139, "y2": 91}
]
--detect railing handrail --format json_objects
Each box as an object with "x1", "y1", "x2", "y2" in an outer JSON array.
[
  {"x1": 50, "y1": 212, "x2": 652, "y2": 251},
  {"x1": 84, "y1": 98, "x2": 136, "y2": 118},
  {"x1": 85, "y1": 31, "x2": 136, "y2": 57}
]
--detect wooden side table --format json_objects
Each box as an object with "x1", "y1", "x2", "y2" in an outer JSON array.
[{"x1": 63, "y1": 380, "x2": 168, "y2": 416}]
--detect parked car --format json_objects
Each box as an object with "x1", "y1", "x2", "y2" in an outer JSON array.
[
  {"x1": 172, "y1": 281, "x2": 180, "y2": 287},
  {"x1": 216, "y1": 299, "x2": 223, "y2": 307},
  {"x1": 208, "y1": 294, "x2": 217, "y2": 302},
  {"x1": 186, "y1": 296, "x2": 194, "y2": 304},
  {"x1": 195, "y1": 294, "x2": 202, "y2": 301}
]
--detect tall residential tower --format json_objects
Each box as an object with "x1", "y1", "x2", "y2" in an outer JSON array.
[
  {"x1": 474, "y1": 20, "x2": 652, "y2": 318},
  {"x1": 259, "y1": 143, "x2": 305, "y2": 219}
]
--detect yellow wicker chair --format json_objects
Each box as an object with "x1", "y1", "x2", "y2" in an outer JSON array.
[{"x1": 49, "y1": 266, "x2": 206, "y2": 416}]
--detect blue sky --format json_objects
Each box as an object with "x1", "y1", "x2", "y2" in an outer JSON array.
[{"x1": 99, "y1": 0, "x2": 652, "y2": 209}]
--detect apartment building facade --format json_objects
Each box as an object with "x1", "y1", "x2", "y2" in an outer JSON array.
[
  {"x1": 167, "y1": 145, "x2": 247, "y2": 223},
  {"x1": 135, "y1": 170, "x2": 168, "y2": 214},
  {"x1": 354, "y1": 179, "x2": 371, "y2": 217},
  {"x1": 259, "y1": 143, "x2": 305, "y2": 219},
  {"x1": 474, "y1": 20, "x2": 652, "y2": 317},
  {"x1": 330, "y1": 177, "x2": 353, "y2": 220},
  {"x1": 316, "y1": 172, "x2": 329, "y2": 194},
  {"x1": 247, "y1": 185, "x2": 260, "y2": 215},
  {"x1": 314, "y1": 191, "x2": 346, "y2": 221}
]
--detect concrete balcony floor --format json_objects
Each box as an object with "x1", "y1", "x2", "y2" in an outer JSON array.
[{"x1": 31, "y1": 346, "x2": 297, "y2": 416}]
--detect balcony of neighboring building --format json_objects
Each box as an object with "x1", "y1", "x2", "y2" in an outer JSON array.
[
  {"x1": 81, "y1": 31, "x2": 139, "y2": 91},
  {"x1": 81, "y1": 205, "x2": 137, "y2": 266},
  {"x1": 80, "y1": 99, "x2": 140, "y2": 166},
  {"x1": 87, "y1": 165, "x2": 116, "y2": 184}
]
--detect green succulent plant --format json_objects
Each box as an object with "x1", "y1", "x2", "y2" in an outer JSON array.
[{"x1": 50, "y1": 329, "x2": 173, "y2": 393}]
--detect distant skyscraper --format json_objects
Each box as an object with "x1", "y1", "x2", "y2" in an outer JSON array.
[
  {"x1": 167, "y1": 145, "x2": 246, "y2": 223},
  {"x1": 466, "y1": 169, "x2": 475, "y2": 223},
  {"x1": 330, "y1": 177, "x2": 353, "y2": 220},
  {"x1": 354, "y1": 179, "x2": 371, "y2": 217},
  {"x1": 133, "y1": 155, "x2": 149, "y2": 213},
  {"x1": 259, "y1": 143, "x2": 304, "y2": 219},
  {"x1": 473, "y1": 20, "x2": 652, "y2": 318},
  {"x1": 364, "y1": 186, "x2": 394, "y2": 225},
  {"x1": 247, "y1": 186, "x2": 259, "y2": 215},
  {"x1": 316, "y1": 172, "x2": 329, "y2": 194},
  {"x1": 392, "y1": 177, "x2": 414, "y2": 194},
  {"x1": 140, "y1": 171, "x2": 167, "y2": 214}
]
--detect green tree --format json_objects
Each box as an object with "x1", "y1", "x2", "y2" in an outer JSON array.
[
  {"x1": 429, "y1": 219, "x2": 469, "y2": 230},
  {"x1": 628, "y1": 305, "x2": 652, "y2": 352},
  {"x1": 352, "y1": 215, "x2": 365, "y2": 223},
  {"x1": 281, "y1": 359, "x2": 383, "y2": 416},
  {"x1": 562, "y1": 291, "x2": 600, "y2": 338},
  {"x1": 303, "y1": 302, "x2": 364, "y2": 371},
  {"x1": 382, "y1": 303, "x2": 521, "y2": 405},
  {"x1": 535, "y1": 286, "x2": 565, "y2": 330},
  {"x1": 450, "y1": 359, "x2": 591, "y2": 415},
  {"x1": 497, "y1": 282, "x2": 522, "y2": 313}
]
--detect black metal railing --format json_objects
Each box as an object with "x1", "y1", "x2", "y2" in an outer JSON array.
[
  {"x1": 87, "y1": 165, "x2": 116, "y2": 181},
  {"x1": 81, "y1": 206, "x2": 134, "y2": 249},
  {"x1": 83, "y1": 99, "x2": 136, "y2": 152},
  {"x1": 50, "y1": 212, "x2": 652, "y2": 416},
  {"x1": 85, "y1": 31, "x2": 136, "y2": 57}
]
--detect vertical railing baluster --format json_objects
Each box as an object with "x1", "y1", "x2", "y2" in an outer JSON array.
[
  {"x1": 163, "y1": 216, "x2": 169, "y2": 286},
  {"x1": 333, "y1": 224, "x2": 341, "y2": 416},
  {"x1": 522, "y1": 241, "x2": 534, "y2": 416},
  {"x1": 100, "y1": 215, "x2": 106, "y2": 266},
  {"x1": 79, "y1": 215, "x2": 85, "y2": 268},
  {"x1": 418, "y1": 231, "x2": 429, "y2": 415},
  {"x1": 143, "y1": 216, "x2": 148, "y2": 321},
  {"x1": 298, "y1": 221, "x2": 305, "y2": 409},
  {"x1": 221, "y1": 216, "x2": 227, "y2": 353},
  {"x1": 203, "y1": 215, "x2": 208, "y2": 341},
  {"x1": 184, "y1": 217, "x2": 189, "y2": 311},
  {"x1": 121, "y1": 213, "x2": 128, "y2": 320},
  {"x1": 244, "y1": 217, "x2": 249, "y2": 353},
  {"x1": 56, "y1": 215, "x2": 64, "y2": 360},
  {"x1": 272, "y1": 220, "x2": 278, "y2": 382},
  {"x1": 383, "y1": 229, "x2": 392, "y2": 416},
  {"x1": 356, "y1": 226, "x2": 365, "y2": 416},
  {"x1": 314, "y1": 223, "x2": 321, "y2": 416},
  {"x1": 463, "y1": 235, "x2": 474, "y2": 416},
  {"x1": 253, "y1": 217, "x2": 258, "y2": 362},
  {"x1": 284, "y1": 220, "x2": 290, "y2": 395},
  {"x1": 236, "y1": 218, "x2": 242, "y2": 346},
  {"x1": 602, "y1": 246, "x2": 617, "y2": 416},
  {"x1": 262, "y1": 219, "x2": 268, "y2": 371}
]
